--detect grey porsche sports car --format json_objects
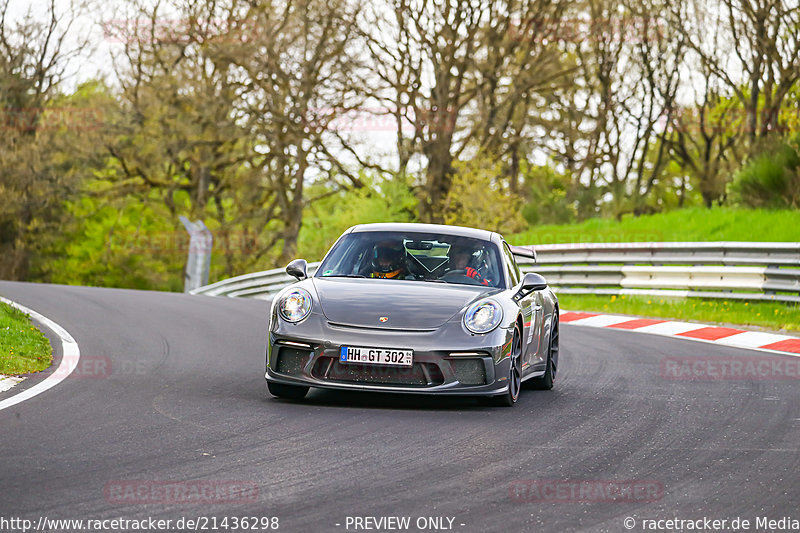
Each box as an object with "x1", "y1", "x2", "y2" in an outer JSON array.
[{"x1": 265, "y1": 223, "x2": 559, "y2": 406}]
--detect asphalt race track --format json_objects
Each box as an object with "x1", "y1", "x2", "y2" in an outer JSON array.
[{"x1": 1, "y1": 281, "x2": 798, "y2": 532}]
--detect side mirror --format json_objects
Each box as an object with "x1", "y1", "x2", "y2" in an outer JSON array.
[
  {"x1": 521, "y1": 272, "x2": 548, "y2": 292},
  {"x1": 286, "y1": 259, "x2": 308, "y2": 281}
]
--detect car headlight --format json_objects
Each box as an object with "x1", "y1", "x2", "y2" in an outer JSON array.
[
  {"x1": 278, "y1": 288, "x2": 312, "y2": 323},
  {"x1": 464, "y1": 299, "x2": 502, "y2": 334}
]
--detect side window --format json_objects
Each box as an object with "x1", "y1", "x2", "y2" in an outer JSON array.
[{"x1": 502, "y1": 242, "x2": 521, "y2": 287}]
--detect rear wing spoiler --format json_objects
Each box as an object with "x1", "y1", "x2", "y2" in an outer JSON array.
[{"x1": 509, "y1": 245, "x2": 536, "y2": 263}]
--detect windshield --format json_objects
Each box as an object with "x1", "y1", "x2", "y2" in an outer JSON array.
[{"x1": 316, "y1": 231, "x2": 504, "y2": 288}]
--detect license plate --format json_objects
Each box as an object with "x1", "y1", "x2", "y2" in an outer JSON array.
[{"x1": 339, "y1": 346, "x2": 413, "y2": 367}]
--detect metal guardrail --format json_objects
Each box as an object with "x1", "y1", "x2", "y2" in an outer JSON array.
[
  {"x1": 191, "y1": 242, "x2": 800, "y2": 303},
  {"x1": 515, "y1": 242, "x2": 800, "y2": 303},
  {"x1": 190, "y1": 262, "x2": 321, "y2": 299}
]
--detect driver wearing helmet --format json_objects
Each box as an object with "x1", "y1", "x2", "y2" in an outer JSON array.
[
  {"x1": 371, "y1": 239, "x2": 408, "y2": 279},
  {"x1": 448, "y1": 243, "x2": 490, "y2": 286}
]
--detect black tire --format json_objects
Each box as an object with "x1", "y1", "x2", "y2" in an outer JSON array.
[
  {"x1": 267, "y1": 381, "x2": 309, "y2": 400},
  {"x1": 487, "y1": 325, "x2": 522, "y2": 407},
  {"x1": 530, "y1": 312, "x2": 558, "y2": 390}
]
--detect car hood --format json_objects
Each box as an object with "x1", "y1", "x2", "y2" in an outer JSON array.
[{"x1": 312, "y1": 278, "x2": 497, "y2": 330}]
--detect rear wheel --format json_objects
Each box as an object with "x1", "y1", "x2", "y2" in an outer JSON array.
[
  {"x1": 267, "y1": 381, "x2": 309, "y2": 400},
  {"x1": 488, "y1": 325, "x2": 522, "y2": 407},
  {"x1": 530, "y1": 313, "x2": 558, "y2": 390}
]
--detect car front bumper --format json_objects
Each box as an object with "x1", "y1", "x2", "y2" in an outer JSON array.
[{"x1": 265, "y1": 317, "x2": 514, "y2": 396}]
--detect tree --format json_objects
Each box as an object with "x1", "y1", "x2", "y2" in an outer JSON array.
[
  {"x1": 104, "y1": 0, "x2": 366, "y2": 277},
  {"x1": 443, "y1": 151, "x2": 526, "y2": 233},
  {"x1": 663, "y1": 85, "x2": 747, "y2": 207},
  {"x1": 104, "y1": 0, "x2": 259, "y2": 277},
  {"x1": 225, "y1": 0, "x2": 367, "y2": 263},
  {"x1": 540, "y1": 0, "x2": 686, "y2": 219},
  {"x1": 0, "y1": 0, "x2": 96, "y2": 280},
  {"x1": 361, "y1": 0, "x2": 568, "y2": 223},
  {"x1": 674, "y1": 0, "x2": 800, "y2": 143}
]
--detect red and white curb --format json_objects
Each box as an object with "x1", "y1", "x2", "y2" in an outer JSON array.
[
  {"x1": 0, "y1": 296, "x2": 81, "y2": 410},
  {"x1": 559, "y1": 310, "x2": 800, "y2": 356}
]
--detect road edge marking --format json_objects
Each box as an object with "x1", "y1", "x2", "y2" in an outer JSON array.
[
  {"x1": 0, "y1": 296, "x2": 81, "y2": 411},
  {"x1": 559, "y1": 309, "x2": 800, "y2": 357}
]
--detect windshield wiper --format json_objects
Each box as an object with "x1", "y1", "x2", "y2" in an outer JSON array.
[
  {"x1": 421, "y1": 278, "x2": 448, "y2": 283},
  {"x1": 322, "y1": 274, "x2": 367, "y2": 278}
]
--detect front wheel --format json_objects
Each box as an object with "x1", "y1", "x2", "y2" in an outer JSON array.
[
  {"x1": 267, "y1": 381, "x2": 309, "y2": 400},
  {"x1": 487, "y1": 325, "x2": 522, "y2": 407}
]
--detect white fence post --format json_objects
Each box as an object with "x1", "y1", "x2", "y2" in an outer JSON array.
[{"x1": 179, "y1": 216, "x2": 213, "y2": 293}]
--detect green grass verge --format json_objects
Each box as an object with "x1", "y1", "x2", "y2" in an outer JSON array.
[
  {"x1": 558, "y1": 294, "x2": 800, "y2": 333},
  {"x1": 509, "y1": 207, "x2": 800, "y2": 244},
  {"x1": 0, "y1": 302, "x2": 53, "y2": 375},
  {"x1": 510, "y1": 208, "x2": 800, "y2": 332}
]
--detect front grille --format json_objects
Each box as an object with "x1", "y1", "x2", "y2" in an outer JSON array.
[
  {"x1": 327, "y1": 322, "x2": 437, "y2": 333},
  {"x1": 311, "y1": 357, "x2": 444, "y2": 386},
  {"x1": 450, "y1": 359, "x2": 487, "y2": 385},
  {"x1": 275, "y1": 347, "x2": 311, "y2": 376}
]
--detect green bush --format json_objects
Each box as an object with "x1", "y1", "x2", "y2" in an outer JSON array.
[
  {"x1": 729, "y1": 136, "x2": 800, "y2": 208},
  {"x1": 443, "y1": 153, "x2": 526, "y2": 234},
  {"x1": 43, "y1": 194, "x2": 186, "y2": 291},
  {"x1": 297, "y1": 175, "x2": 418, "y2": 261},
  {"x1": 520, "y1": 163, "x2": 577, "y2": 226}
]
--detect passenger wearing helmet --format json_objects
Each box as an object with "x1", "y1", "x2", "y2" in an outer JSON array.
[
  {"x1": 371, "y1": 240, "x2": 408, "y2": 279},
  {"x1": 448, "y1": 243, "x2": 490, "y2": 286}
]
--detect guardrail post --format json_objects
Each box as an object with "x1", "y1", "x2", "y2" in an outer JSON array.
[{"x1": 179, "y1": 216, "x2": 213, "y2": 293}]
